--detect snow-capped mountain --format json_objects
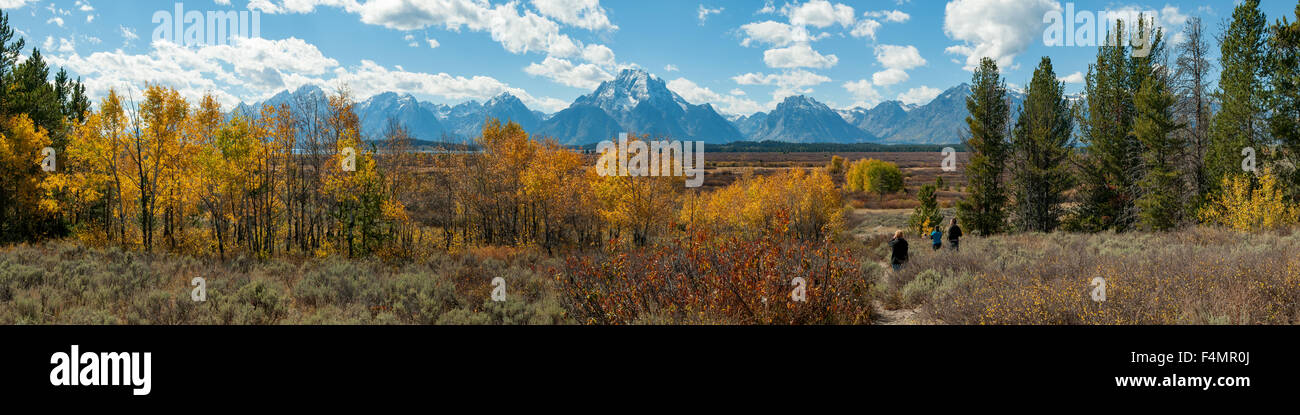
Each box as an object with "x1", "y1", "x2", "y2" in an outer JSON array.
[
  {"x1": 437, "y1": 94, "x2": 543, "y2": 138},
  {"x1": 234, "y1": 86, "x2": 544, "y2": 142},
  {"x1": 839, "y1": 100, "x2": 913, "y2": 139},
  {"x1": 232, "y1": 84, "x2": 329, "y2": 120},
  {"x1": 732, "y1": 112, "x2": 768, "y2": 138},
  {"x1": 741, "y1": 95, "x2": 876, "y2": 143},
  {"x1": 537, "y1": 69, "x2": 743, "y2": 145},
  {"x1": 863, "y1": 83, "x2": 1036, "y2": 145},
  {"x1": 233, "y1": 79, "x2": 1081, "y2": 147},
  {"x1": 355, "y1": 92, "x2": 444, "y2": 140}
]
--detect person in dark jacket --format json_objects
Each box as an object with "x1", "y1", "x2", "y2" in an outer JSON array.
[
  {"x1": 888, "y1": 230, "x2": 909, "y2": 271},
  {"x1": 947, "y1": 218, "x2": 963, "y2": 251}
]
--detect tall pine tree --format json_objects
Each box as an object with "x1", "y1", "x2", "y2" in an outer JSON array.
[
  {"x1": 956, "y1": 58, "x2": 1010, "y2": 236},
  {"x1": 1009, "y1": 57, "x2": 1074, "y2": 233},
  {"x1": 1134, "y1": 35, "x2": 1186, "y2": 231},
  {"x1": 1269, "y1": 4, "x2": 1300, "y2": 200},
  {"x1": 0, "y1": 10, "x2": 25, "y2": 115},
  {"x1": 1073, "y1": 21, "x2": 1138, "y2": 232},
  {"x1": 1207, "y1": 0, "x2": 1270, "y2": 191}
]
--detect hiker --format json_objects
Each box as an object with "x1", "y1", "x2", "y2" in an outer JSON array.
[
  {"x1": 930, "y1": 225, "x2": 943, "y2": 251},
  {"x1": 947, "y1": 218, "x2": 963, "y2": 251},
  {"x1": 888, "y1": 230, "x2": 909, "y2": 272}
]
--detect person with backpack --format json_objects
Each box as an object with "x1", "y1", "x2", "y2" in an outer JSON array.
[
  {"x1": 947, "y1": 218, "x2": 963, "y2": 251},
  {"x1": 888, "y1": 230, "x2": 909, "y2": 272},
  {"x1": 930, "y1": 225, "x2": 943, "y2": 251}
]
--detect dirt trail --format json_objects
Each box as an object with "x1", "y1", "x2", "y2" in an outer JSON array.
[
  {"x1": 870, "y1": 260, "x2": 933, "y2": 325},
  {"x1": 872, "y1": 300, "x2": 923, "y2": 325}
]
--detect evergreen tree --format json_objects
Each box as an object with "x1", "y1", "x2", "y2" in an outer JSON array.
[
  {"x1": 955, "y1": 57, "x2": 1010, "y2": 236},
  {"x1": 1134, "y1": 59, "x2": 1185, "y2": 230},
  {"x1": 1009, "y1": 57, "x2": 1074, "y2": 233},
  {"x1": 1071, "y1": 20, "x2": 1143, "y2": 232},
  {"x1": 908, "y1": 183, "x2": 943, "y2": 236},
  {"x1": 1207, "y1": 0, "x2": 1270, "y2": 191},
  {"x1": 0, "y1": 10, "x2": 26, "y2": 116},
  {"x1": 1269, "y1": 4, "x2": 1300, "y2": 200},
  {"x1": 8, "y1": 49, "x2": 63, "y2": 137}
]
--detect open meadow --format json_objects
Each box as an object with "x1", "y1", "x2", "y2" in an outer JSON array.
[{"x1": 5, "y1": 146, "x2": 1297, "y2": 326}]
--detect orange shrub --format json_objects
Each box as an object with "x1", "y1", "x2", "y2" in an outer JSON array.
[{"x1": 558, "y1": 217, "x2": 875, "y2": 325}]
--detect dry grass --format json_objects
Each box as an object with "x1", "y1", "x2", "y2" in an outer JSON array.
[
  {"x1": 882, "y1": 227, "x2": 1300, "y2": 325},
  {"x1": 0, "y1": 242, "x2": 569, "y2": 325}
]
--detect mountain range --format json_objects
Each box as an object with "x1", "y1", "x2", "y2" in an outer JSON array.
[
  {"x1": 234, "y1": 69, "x2": 1072, "y2": 146},
  {"x1": 536, "y1": 69, "x2": 743, "y2": 145},
  {"x1": 234, "y1": 85, "x2": 546, "y2": 142}
]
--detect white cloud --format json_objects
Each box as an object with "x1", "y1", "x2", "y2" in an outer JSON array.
[
  {"x1": 843, "y1": 79, "x2": 883, "y2": 109},
  {"x1": 530, "y1": 0, "x2": 618, "y2": 31},
  {"x1": 943, "y1": 0, "x2": 1062, "y2": 71},
  {"x1": 524, "y1": 56, "x2": 614, "y2": 89},
  {"x1": 247, "y1": 0, "x2": 359, "y2": 14},
  {"x1": 664, "y1": 64, "x2": 679, "y2": 72},
  {"x1": 120, "y1": 25, "x2": 139, "y2": 41},
  {"x1": 580, "y1": 44, "x2": 616, "y2": 66},
  {"x1": 0, "y1": 0, "x2": 35, "y2": 9},
  {"x1": 739, "y1": 21, "x2": 816, "y2": 47},
  {"x1": 865, "y1": 10, "x2": 909, "y2": 23},
  {"x1": 251, "y1": 0, "x2": 585, "y2": 59},
  {"x1": 668, "y1": 77, "x2": 764, "y2": 115},
  {"x1": 41, "y1": 17, "x2": 566, "y2": 114},
  {"x1": 783, "y1": 0, "x2": 855, "y2": 28},
  {"x1": 871, "y1": 68, "x2": 908, "y2": 86},
  {"x1": 333, "y1": 60, "x2": 568, "y2": 112},
  {"x1": 74, "y1": 0, "x2": 93, "y2": 12},
  {"x1": 47, "y1": 44, "x2": 241, "y2": 109},
  {"x1": 426, "y1": 38, "x2": 440, "y2": 48},
  {"x1": 55, "y1": 37, "x2": 76, "y2": 54},
  {"x1": 875, "y1": 44, "x2": 926, "y2": 70},
  {"x1": 898, "y1": 86, "x2": 943, "y2": 106},
  {"x1": 1059, "y1": 71, "x2": 1084, "y2": 84},
  {"x1": 849, "y1": 19, "x2": 882, "y2": 39},
  {"x1": 698, "y1": 4, "x2": 723, "y2": 25},
  {"x1": 763, "y1": 43, "x2": 838, "y2": 69},
  {"x1": 47, "y1": 18, "x2": 65, "y2": 27},
  {"x1": 733, "y1": 69, "x2": 831, "y2": 103}
]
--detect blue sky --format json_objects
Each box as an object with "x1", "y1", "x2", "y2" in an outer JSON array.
[{"x1": 4, "y1": 0, "x2": 1298, "y2": 115}]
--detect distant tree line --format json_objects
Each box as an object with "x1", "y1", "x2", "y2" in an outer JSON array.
[{"x1": 701, "y1": 141, "x2": 965, "y2": 153}]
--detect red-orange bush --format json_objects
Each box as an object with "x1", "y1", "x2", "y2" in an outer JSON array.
[{"x1": 558, "y1": 215, "x2": 875, "y2": 325}]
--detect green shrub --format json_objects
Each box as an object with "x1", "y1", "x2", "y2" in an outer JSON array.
[
  {"x1": 902, "y1": 269, "x2": 943, "y2": 305},
  {"x1": 235, "y1": 280, "x2": 287, "y2": 324}
]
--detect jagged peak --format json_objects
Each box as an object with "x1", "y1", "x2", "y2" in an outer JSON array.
[{"x1": 485, "y1": 92, "x2": 523, "y2": 107}]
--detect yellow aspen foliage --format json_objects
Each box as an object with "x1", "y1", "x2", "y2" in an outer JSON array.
[
  {"x1": 593, "y1": 135, "x2": 683, "y2": 246},
  {"x1": 845, "y1": 158, "x2": 904, "y2": 195},
  {"x1": 0, "y1": 114, "x2": 55, "y2": 222},
  {"x1": 681, "y1": 168, "x2": 843, "y2": 240},
  {"x1": 1198, "y1": 170, "x2": 1300, "y2": 232}
]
